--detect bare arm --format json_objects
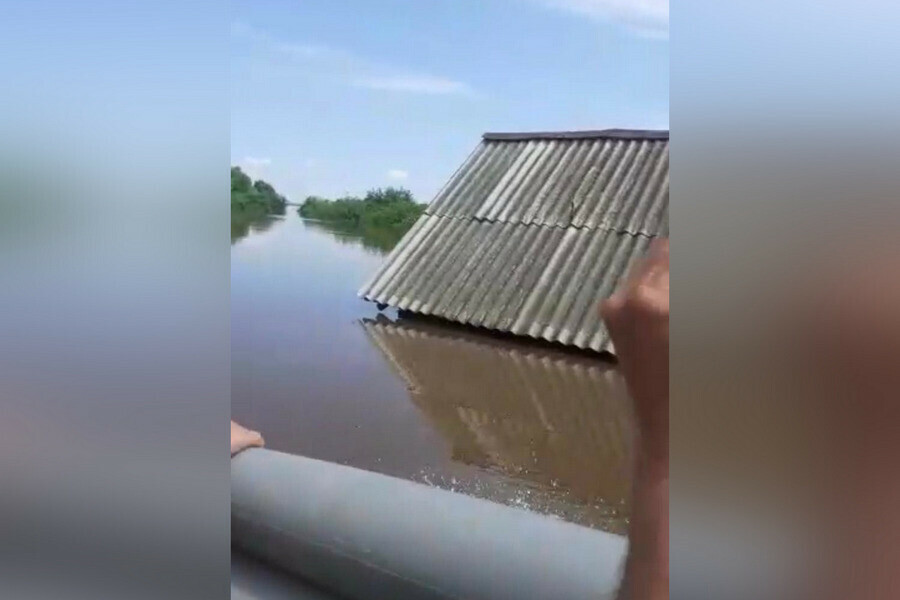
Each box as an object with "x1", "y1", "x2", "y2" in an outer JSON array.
[{"x1": 601, "y1": 239, "x2": 669, "y2": 600}]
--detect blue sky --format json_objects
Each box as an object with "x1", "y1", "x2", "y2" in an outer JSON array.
[{"x1": 231, "y1": 0, "x2": 668, "y2": 203}]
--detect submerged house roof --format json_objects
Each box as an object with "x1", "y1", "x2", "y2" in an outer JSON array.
[{"x1": 358, "y1": 129, "x2": 669, "y2": 353}]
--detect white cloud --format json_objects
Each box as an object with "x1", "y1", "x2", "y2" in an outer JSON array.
[
  {"x1": 239, "y1": 156, "x2": 271, "y2": 180},
  {"x1": 355, "y1": 76, "x2": 474, "y2": 96},
  {"x1": 232, "y1": 21, "x2": 477, "y2": 96},
  {"x1": 276, "y1": 42, "x2": 330, "y2": 60},
  {"x1": 533, "y1": 0, "x2": 668, "y2": 39},
  {"x1": 387, "y1": 169, "x2": 409, "y2": 181}
]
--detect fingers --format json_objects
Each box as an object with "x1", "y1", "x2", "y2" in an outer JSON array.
[
  {"x1": 601, "y1": 238, "x2": 670, "y2": 325},
  {"x1": 599, "y1": 239, "x2": 669, "y2": 461},
  {"x1": 231, "y1": 421, "x2": 265, "y2": 456}
]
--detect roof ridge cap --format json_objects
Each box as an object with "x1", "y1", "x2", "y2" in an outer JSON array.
[{"x1": 482, "y1": 129, "x2": 669, "y2": 141}]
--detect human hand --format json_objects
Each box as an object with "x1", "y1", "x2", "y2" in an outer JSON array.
[
  {"x1": 231, "y1": 420, "x2": 264, "y2": 456},
  {"x1": 601, "y1": 239, "x2": 669, "y2": 466}
]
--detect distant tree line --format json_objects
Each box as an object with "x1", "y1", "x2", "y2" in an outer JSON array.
[
  {"x1": 231, "y1": 166, "x2": 287, "y2": 214},
  {"x1": 231, "y1": 166, "x2": 287, "y2": 242},
  {"x1": 298, "y1": 187, "x2": 424, "y2": 230}
]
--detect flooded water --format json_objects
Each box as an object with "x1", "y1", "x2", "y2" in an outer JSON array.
[{"x1": 231, "y1": 210, "x2": 634, "y2": 533}]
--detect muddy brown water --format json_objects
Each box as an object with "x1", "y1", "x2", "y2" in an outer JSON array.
[{"x1": 231, "y1": 211, "x2": 634, "y2": 533}]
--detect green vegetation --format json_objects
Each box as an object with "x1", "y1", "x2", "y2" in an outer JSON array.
[
  {"x1": 231, "y1": 166, "x2": 287, "y2": 213},
  {"x1": 297, "y1": 187, "x2": 424, "y2": 253},
  {"x1": 230, "y1": 170, "x2": 424, "y2": 252},
  {"x1": 231, "y1": 166, "x2": 287, "y2": 242},
  {"x1": 298, "y1": 187, "x2": 424, "y2": 231}
]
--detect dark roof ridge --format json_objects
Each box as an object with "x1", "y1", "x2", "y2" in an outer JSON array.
[{"x1": 482, "y1": 129, "x2": 669, "y2": 141}]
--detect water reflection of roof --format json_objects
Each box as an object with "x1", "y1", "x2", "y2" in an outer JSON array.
[
  {"x1": 360, "y1": 317, "x2": 634, "y2": 520},
  {"x1": 359, "y1": 129, "x2": 669, "y2": 353}
]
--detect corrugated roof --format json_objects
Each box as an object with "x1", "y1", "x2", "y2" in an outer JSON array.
[{"x1": 359, "y1": 129, "x2": 669, "y2": 353}]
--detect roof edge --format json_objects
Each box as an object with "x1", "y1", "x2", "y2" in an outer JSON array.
[{"x1": 482, "y1": 129, "x2": 669, "y2": 142}]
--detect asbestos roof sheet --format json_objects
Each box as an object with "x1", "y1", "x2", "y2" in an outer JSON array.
[{"x1": 359, "y1": 130, "x2": 669, "y2": 353}]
